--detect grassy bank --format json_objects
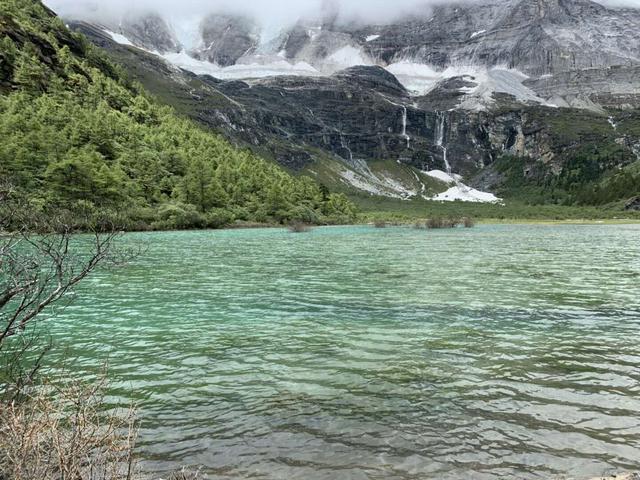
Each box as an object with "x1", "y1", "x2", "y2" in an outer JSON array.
[{"x1": 350, "y1": 194, "x2": 640, "y2": 223}]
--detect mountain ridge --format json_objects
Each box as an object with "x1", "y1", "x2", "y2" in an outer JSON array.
[
  {"x1": 67, "y1": 21, "x2": 640, "y2": 209},
  {"x1": 61, "y1": 0, "x2": 640, "y2": 117}
]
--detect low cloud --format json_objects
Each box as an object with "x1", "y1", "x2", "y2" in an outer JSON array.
[
  {"x1": 45, "y1": 0, "x2": 436, "y2": 27},
  {"x1": 44, "y1": 0, "x2": 640, "y2": 30}
]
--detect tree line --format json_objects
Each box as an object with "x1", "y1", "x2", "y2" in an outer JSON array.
[{"x1": 0, "y1": 0, "x2": 357, "y2": 230}]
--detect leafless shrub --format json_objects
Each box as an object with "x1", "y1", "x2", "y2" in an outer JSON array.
[
  {"x1": 412, "y1": 221, "x2": 425, "y2": 230},
  {"x1": 0, "y1": 190, "x2": 137, "y2": 399},
  {"x1": 0, "y1": 187, "x2": 146, "y2": 480},
  {"x1": 373, "y1": 220, "x2": 387, "y2": 228},
  {"x1": 288, "y1": 222, "x2": 312, "y2": 233},
  {"x1": 462, "y1": 217, "x2": 476, "y2": 228},
  {"x1": 426, "y1": 217, "x2": 462, "y2": 229},
  {"x1": 0, "y1": 376, "x2": 139, "y2": 480},
  {"x1": 443, "y1": 217, "x2": 460, "y2": 228},
  {"x1": 425, "y1": 217, "x2": 444, "y2": 229},
  {"x1": 167, "y1": 466, "x2": 204, "y2": 480}
]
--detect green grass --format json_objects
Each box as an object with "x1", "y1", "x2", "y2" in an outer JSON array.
[
  {"x1": 351, "y1": 194, "x2": 640, "y2": 223},
  {"x1": 301, "y1": 153, "x2": 640, "y2": 223}
]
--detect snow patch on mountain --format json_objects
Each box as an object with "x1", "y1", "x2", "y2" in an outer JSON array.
[
  {"x1": 169, "y1": 17, "x2": 202, "y2": 51},
  {"x1": 422, "y1": 170, "x2": 500, "y2": 202},
  {"x1": 324, "y1": 46, "x2": 373, "y2": 71},
  {"x1": 431, "y1": 185, "x2": 501, "y2": 202},
  {"x1": 457, "y1": 67, "x2": 556, "y2": 110},
  {"x1": 162, "y1": 51, "x2": 321, "y2": 79},
  {"x1": 100, "y1": 26, "x2": 560, "y2": 111},
  {"x1": 335, "y1": 159, "x2": 500, "y2": 202},
  {"x1": 103, "y1": 29, "x2": 134, "y2": 46},
  {"x1": 470, "y1": 29, "x2": 486, "y2": 38},
  {"x1": 422, "y1": 169, "x2": 462, "y2": 183},
  {"x1": 385, "y1": 62, "x2": 441, "y2": 94},
  {"x1": 387, "y1": 62, "x2": 556, "y2": 109}
]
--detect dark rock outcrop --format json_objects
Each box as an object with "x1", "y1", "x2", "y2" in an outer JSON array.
[
  {"x1": 118, "y1": 13, "x2": 180, "y2": 54},
  {"x1": 625, "y1": 196, "x2": 640, "y2": 211},
  {"x1": 194, "y1": 15, "x2": 259, "y2": 67},
  {"x1": 71, "y1": 21, "x2": 640, "y2": 198}
]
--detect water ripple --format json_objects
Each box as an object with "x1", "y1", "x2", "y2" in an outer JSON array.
[{"x1": 43, "y1": 224, "x2": 640, "y2": 479}]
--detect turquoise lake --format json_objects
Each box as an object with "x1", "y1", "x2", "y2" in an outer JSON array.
[{"x1": 43, "y1": 224, "x2": 640, "y2": 479}]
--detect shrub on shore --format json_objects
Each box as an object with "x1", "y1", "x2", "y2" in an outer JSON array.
[
  {"x1": 462, "y1": 217, "x2": 476, "y2": 228},
  {"x1": 426, "y1": 217, "x2": 445, "y2": 229},
  {"x1": 374, "y1": 220, "x2": 388, "y2": 228},
  {"x1": 168, "y1": 467, "x2": 203, "y2": 479},
  {"x1": 0, "y1": 377, "x2": 139, "y2": 480},
  {"x1": 288, "y1": 222, "x2": 312, "y2": 233},
  {"x1": 425, "y1": 217, "x2": 474, "y2": 229}
]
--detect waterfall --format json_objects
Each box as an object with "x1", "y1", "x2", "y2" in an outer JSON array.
[
  {"x1": 340, "y1": 135, "x2": 354, "y2": 162},
  {"x1": 401, "y1": 106, "x2": 410, "y2": 149},
  {"x1": 434, "y1": 111, "x2": 470, "y2": 192},
  {"x1": 435, "y1": 111, "x2": 451, "y2": 176},
  {"x1": 340, "y1": 134, "x2": 374, "y2": 178}
]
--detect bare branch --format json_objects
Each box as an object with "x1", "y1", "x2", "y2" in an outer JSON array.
[{"x1": 0, "y1": 185, "x2": 138, "y2": 398}]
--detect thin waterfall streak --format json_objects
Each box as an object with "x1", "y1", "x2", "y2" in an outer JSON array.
[
  {"x1": 435, "y1": 111, "x2": 451, "y2": 176},
  {"x1": 435, "y1": 111, "x2": 468, "y2": 190},
  {"x1": 401, "y1": 106, "x2": 410, "y2": 149},
  {"x1": 340, "y1": 134, "x2": 354, "y2": 162}
]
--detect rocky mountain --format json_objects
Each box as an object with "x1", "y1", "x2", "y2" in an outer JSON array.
[
  {"x1": 60, "y1": 0, "x2": 640, "y2": 207},
  {"x1": 194, "y1": 15, "x2": 260, "y2": 67},
  {"x1": 117, "y1": 13, "x2": 181, "y2": 54},
  {"x1": 73, "y1": 0, "x2": 640, "y2": 110}
]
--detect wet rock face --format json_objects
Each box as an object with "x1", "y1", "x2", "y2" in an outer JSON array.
[
  {"x1": 203, "y1": 67, "x2": 564, "y2": 176},
  {"x1": 118, "y1": 14, "x2": 180, "y2": 53},
  {"x1": 196, "y1": 67, "x2": 640, "y2": 191},
  {"x1": 625, "y1": 196, "x2": 640, "y2": 211},
  {"x1": 72, "y1": 23, "x2": 640, "y2": 191},
  {"x1": 524, "y1": 66, "x2": 640, "y2": 110},
  {"x1": 195, "y1": 15, "x2": 259, "y2": 67},
  {"x1": 282, "y1": 25, "x2": 312, "y2": 60},
  {"x1": 356, "y1": 0, "x2": 640, "y2": 76},
  {"x1": 95, "y1": 0, "x2": 640, "y2": 79}
]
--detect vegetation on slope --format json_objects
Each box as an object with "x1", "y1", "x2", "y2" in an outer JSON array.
[
  {"x1": 485, "y1": 106, "x2": 640, "y2": 208},
  {"x1": 0, "y1": 0, "x2": 356, "y2": 230},
  {"x1": 350, "y1": 194, "x2": 640, "y2": 223},
  {"x1": 493, "y1": 150, "x2": 640, "y2": 208}
]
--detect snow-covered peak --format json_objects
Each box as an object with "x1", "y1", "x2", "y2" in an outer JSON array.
[{"x1": 90, "y1": 0, "x2": 640, "y2": 111}]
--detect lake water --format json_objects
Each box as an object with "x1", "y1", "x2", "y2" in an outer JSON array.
[{"x1": 44, "y1": 225, "x2": 640, "y2": 479}]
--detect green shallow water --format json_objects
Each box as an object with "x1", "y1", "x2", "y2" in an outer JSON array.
[{"x1": 43, "y1": 224, "x2": 640, "y2": 479}]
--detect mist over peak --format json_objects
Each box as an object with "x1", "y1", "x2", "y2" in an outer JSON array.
[{"x1": 45, "y1": 0, "x2": 439, "y2": 30}]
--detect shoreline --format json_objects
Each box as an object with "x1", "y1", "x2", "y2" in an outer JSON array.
[
  {"x1": 136, "y1": 219, "x2": 640, "y2": 235},
  {"x1": 5, "y1": 219, "x2": 638, "y2": 237}
]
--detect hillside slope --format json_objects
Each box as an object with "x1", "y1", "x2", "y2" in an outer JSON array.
[
  {"x1": 68, "y1": 22, "x2": 640, "y2": 210},
  {"x1": 0, "y1": 0, "x2": 356, "y2": 230}
]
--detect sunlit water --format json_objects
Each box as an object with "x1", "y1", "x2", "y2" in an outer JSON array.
[{"x1": 42, "y1": 225, "x2": 640, "y2": 479}]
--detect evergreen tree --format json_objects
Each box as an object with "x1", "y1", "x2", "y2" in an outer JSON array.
[
  {"x1": 180, "y1": 157, "x2": 229, "y2": 212},
  {"x1": 0, "y1": 0, "x2": 358, "y2": 230}
]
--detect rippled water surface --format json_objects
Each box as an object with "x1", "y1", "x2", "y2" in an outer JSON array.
[{"x1": 46, "y1": 225, "x2": 640, "y2": 479}]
